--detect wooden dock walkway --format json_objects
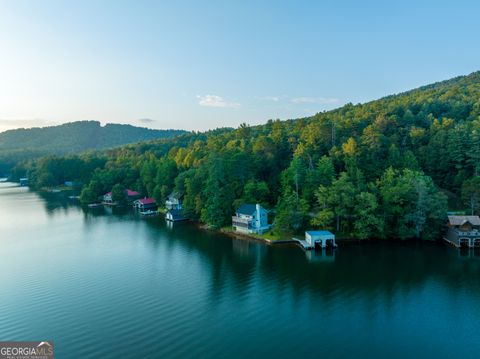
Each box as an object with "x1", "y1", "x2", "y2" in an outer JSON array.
[
  {"x1": 292, "y1": 237, "x2": 314, "y2": 250},
  {"x1": 443, "y1": 236, "x2": 461, "y2": 248}
]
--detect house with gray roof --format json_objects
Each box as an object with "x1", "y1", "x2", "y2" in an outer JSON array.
[
  {"x1": 165, "y1": 191, "x2": 183, "y2": 210},
  {"x1": 232, "y1": 203, "x2": 270, "y2": 234},
  {"x1": 444, "y1": 215, "x2": 480, "y2": 248}
]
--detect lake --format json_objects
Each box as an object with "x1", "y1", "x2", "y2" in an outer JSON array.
[{"x1": 1, "y1": 182, "x2": 480, "y2": 358}]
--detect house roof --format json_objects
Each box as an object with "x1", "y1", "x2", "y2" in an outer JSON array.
[
  {"x1": 137, "y1": 197, "x2": 156, "y2": 205},
  {"x1": 448, "y1": 215, "x2": 480, "y2": 226},
  {"x1": 104, "y1": 189, "x2": 140, "y2": 197},
  {"x1": 126, "y1": 189, "x2": 140, "y2": 197},
  {"x1": 168, "y1": 191, "x2": 184, "y2": 200},
  {"x1": 306, "y1": 230, "x2": 334, "y2": 236},
  {"x1": 236, "y1": 204, "x2": 257, "y2": 216}
]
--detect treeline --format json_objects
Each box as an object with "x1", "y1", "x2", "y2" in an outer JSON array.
[
  {"x1": 0, "y1": 121, "x2": 186, "y2": 176},
  {"x1": 13, "y1": 72, "x2": 480, "y2": 240}
]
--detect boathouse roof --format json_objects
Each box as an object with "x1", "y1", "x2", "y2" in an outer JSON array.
[
  {"x1": 137, "y1": 197, "x2": 156, "y2": 205},
  {"x1": 168, "y1": 191, "x2": 184, "y2": 200},
  {"x1": 306, "y1": 230, "x2": 334, "y2": 236},
  {"x1": 448, "y1": 215, "x2": 480, "y2": 226}
]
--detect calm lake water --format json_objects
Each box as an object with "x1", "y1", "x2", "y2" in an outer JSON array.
[{"x1": 1, "y1": 182, "x2": 480, "y2": 358}]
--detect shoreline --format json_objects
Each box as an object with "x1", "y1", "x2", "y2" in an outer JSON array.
[
  {"x1": 195, "y1": 222, "x2": 442, "y2": 248},
  {"x1": 196, "y1": 222, "x2": 386, "y2": 247},
  {"x1": 5, "y1": 181, "x2": 447, "y2": 248}
]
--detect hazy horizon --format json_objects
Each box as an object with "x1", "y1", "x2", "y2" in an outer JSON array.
[{"x1": 1, "y1": 0, "x2": 479, "y2": 133}]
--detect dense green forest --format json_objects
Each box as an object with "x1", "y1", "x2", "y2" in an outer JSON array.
[
  {"x1": 0, "y1": 121, "x2": 186, "y2": 176},
  {"x1": 12, "y1": 72, "x2": 480, "y2": 240}
]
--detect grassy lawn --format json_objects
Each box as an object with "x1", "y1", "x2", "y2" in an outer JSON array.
[
  {"x1": 220, "y1": 226, "x2": 289, "y2": 242},
  {"x1": 255, "y1": 231, "x2": 286, "y2": 241}
]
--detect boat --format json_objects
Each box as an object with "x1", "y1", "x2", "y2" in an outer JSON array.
[
  {"x1": 88, "y1": 203, "x2": 103, "y2": 208},
  {"x1": 140, "y1": 210, "x2": 159, "y2": 216},
  {"x1": 68, "y1": 195, "x2": 80, "y2": 200}
]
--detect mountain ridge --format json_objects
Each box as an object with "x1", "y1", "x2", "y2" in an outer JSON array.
[{"x1": 0, "y1": 120, "x2": 187, "y2": 176}]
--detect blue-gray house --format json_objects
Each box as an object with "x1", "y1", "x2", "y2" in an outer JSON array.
[{"x1": 232, "y1": 203, "x2": 270, "y2": 234}]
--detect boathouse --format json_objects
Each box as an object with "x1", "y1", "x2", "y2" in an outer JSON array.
[
  {"x1": 19, "y1": 178, "x2": 28, "y2": 186},
  {"x1": 133, "y1": 197, "x2": 158, "y2": 211},
  {"x1": 165, "y1": 209, "x2": 187, "y2": 222},
  {"x1": 444, "y1": 215, "x2": 480, "y2": 248},
  {"x1": 232, "y1": 203, "x2": 270, "y2": 234},
  {"x1": 305, "y1": 230, "x2": 336, "y2": 248}
]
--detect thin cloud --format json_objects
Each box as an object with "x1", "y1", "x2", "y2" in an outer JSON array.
[
  {"x1": 138, "y1": 118, "x2": 156, "y2": 124},
  {"x1": 260, "y1": 96, "x2": 280, "y2": 102},
  {"x1": 0, "y1": 118, "x2": 56, "y2": 132},
  {"x1": 290, "y1": 97, "x2": 339, "y2": 104},
  {"x1": 197, "y1": 95, "x2": 240, "y2": 108}
]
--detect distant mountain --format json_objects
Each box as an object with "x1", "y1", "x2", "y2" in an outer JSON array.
[{"x1": 0, "y1": 121, "x2": 186, "y2": 175}]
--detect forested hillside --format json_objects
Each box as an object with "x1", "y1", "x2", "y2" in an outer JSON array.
[
  {"x1": 0, "y1": 121, "x2": 186, "y2": 176},
  {"x1": 15, "y1": 72, "x2": 480, "y2": 240}
]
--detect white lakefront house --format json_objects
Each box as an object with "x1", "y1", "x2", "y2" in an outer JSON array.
[
  {"x1": 232, "y1": 203, "x2": 270, "y2": 234},
  {"x1": 165, "y1": 192, "x2": 187, "y2": 222}
]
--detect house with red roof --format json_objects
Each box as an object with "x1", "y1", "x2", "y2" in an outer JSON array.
[
  {"x1": 103, "y1": 188, "x2": 141, "y2": 205},
  {"x1": 133, "y1": 197, "x2": 158, "y2": 211}
]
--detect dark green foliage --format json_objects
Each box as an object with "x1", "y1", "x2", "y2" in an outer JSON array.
[
  {"x1": 378, "y1": 169, "x2": 447, "y2": 240},
  {"x1": 461, "y1": 177, "x2": 480, "y2": 215},
  {"x1": 80, "y1": 180, "x2": 103, "y2": 204},
  {"x1": 237, "y1": 180, "x2": 270, "y2": 208},
  {"x1": 111, "y1": 183, "x2": 127, "y2": 205},
  {"x1": 274, "y1": 187, "x2": 309, "y2": 235},
  {"x1": 14, "y1": 71, "x2": 480, "y2": 239}
]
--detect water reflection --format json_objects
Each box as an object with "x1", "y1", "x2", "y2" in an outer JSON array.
[
  {"x1": 62, "y1": 199, "x2": 480, "y2": 304},
  {"x1": 36, "y1": 190, "x2": 81, "y2": 215},
  {"x1": 25, "y1": 188, "x2": 480, "y2": 303},
  {"x1": 305, "y1": 247, "x2": 336, "y2": 263},
  {"x1": 2, "y1": 182, "x2": 480, "y2": 359},
  {"x1": 144, "y1": 220, "x2": 480, "y2": 304}
]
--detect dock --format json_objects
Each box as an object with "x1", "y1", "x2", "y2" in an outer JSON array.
[{"x1": 292, "y1": 237, "x2": 314, "y2": 250}]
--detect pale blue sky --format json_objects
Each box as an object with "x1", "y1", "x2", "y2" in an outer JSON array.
[{"x1": 0, "y1": 0, "x2": 478, "y2": 132}]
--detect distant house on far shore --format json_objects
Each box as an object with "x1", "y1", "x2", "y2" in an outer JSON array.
[
  {"x1": 133, "y1": 197, "x2": 158, "y2": 211},
  {"x1": 164, "y1": 192, "x2": 187, "y2": 222},
  {"x1": 103, "y1": 189, "x2": 141, "y2": 205},
  {"x1": 232, "y1": 203, "x2": 270, "y2": 234}
]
